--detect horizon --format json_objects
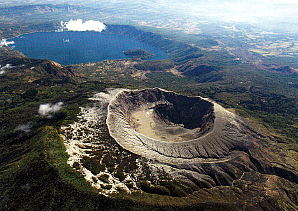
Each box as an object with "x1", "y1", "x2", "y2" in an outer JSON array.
[{"x1": 1, "y1": 0, "x2": 297, "y2": 26}]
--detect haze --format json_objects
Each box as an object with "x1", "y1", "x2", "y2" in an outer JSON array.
[{"x1": 1, "y1": 0, "x2": 297, "y2": 31}]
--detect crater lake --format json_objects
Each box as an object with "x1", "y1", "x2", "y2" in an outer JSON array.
[{"x1": 8, "y1": 31, "x2": 168, "y2": 65}]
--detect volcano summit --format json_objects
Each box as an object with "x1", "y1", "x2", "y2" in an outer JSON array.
[
  {"x1": 107, "y1": 88, "x2": 252, "y2": 164},
  {"x1": 63, "y1": 88, "x2": 298, "y2": 199}
]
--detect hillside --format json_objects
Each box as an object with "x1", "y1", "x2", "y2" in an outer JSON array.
[{"x1": 0, "y1": 4, "x2": 298, "y2": 211}]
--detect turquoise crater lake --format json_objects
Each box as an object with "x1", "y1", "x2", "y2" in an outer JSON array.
[{"x1": 8, "y1": 31, "x2": 168, "y2": 65}]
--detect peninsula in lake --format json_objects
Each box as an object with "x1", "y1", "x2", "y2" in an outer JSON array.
[{"x1": 123, "y1": 48, "x2": 155, "y2": 59}]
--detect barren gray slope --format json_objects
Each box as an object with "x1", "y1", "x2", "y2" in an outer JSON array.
[{"x1": 107, "y1": 88, "x2": 254, "y2": 164}]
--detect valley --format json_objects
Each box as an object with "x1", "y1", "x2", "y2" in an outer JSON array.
[{"x1": 0, "y1": 3, "x2": 298, "y2": 211}]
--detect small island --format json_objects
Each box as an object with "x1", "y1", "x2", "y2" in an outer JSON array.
[{"x1": 123, "y1": 48, "x2": 155, "y2": 59}]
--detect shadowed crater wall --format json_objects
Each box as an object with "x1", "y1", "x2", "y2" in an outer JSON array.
[
  {"x1": 153, "y1": 94, "x2": 214, "y2": 131},
  {"x1": 121, "y1": 88, "x2": 215, "y2": 142}
]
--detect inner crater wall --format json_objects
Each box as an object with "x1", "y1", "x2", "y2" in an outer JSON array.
[{"x1": 106, "y1": 88, "x2": 254, "y2": 163}]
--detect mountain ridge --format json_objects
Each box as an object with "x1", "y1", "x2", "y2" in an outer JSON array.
[{"x1": 0, "y1": 4, "x2": 298, "y2": 210}]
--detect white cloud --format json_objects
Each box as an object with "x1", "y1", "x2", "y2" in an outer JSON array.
[
  {"x1": 0, "y1": 64, "x2": 14, "y2": 74},
  {"x1": 0, "y1": 39, "x2": 14, "y2": 47},
  {"x1": 61, "y1": 19, "x2": 106, "y2": 32},
  {"x1": 1, "y1": 64, "x2": 12, "y2": 70},
  {"x1": 38, "y1": 102, "x2": 63, "y2": 117}
]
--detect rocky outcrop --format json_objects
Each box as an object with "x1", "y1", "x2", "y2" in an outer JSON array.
[{"x1": 39, "y1": 60, "x2": 79, "y2": 78}]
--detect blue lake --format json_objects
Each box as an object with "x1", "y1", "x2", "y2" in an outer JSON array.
[{"x1": 8, "y1": 31, "x2": 168, "y2": 65}]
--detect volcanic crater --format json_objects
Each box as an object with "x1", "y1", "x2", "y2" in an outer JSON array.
[
  {"x1": 127, "y1": 89, "x2": 214, "y2": 142},
  {"x1": 64, "y1": 87, "x2": 298, "y2": 197},
  {"x1": 107, "y1": 88, "x2": 254, "y2": 164}
]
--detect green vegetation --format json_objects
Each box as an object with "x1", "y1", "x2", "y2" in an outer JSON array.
[
  {"x1": 0, "y1": 53, "x2": 140, "y2": 210},
  {"x1": 134, "y1": 59, "x2": 175, "y2": 71},
  {"x1": 0, "y1": 125, "x2": 96, "y2": 210},
  {"x1": 81, "y1": 156, "x2": 106, "y2": 175},
  {"x1": 1, "y1": 4, "x2": 298, "y2": 210},
  {"x1": 123, "y1": 49, "x2": 155, "y2": 59},
  {"x1": 43, "y1": 126, "x2": 96, "y2": 192},
  {"x1": 0, "y1": 125, "x2": 142, "y2": 210}
]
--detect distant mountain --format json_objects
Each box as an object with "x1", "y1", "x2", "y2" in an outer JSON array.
[
  {"x1": 270, "y1": 65, "x2": 296, "y2": 74},
  {"x1": 0, "y1": 4, "x2": 86, "y2": 15},
  {"x1": 1, "y1": 4, "x2": 298, "y2": 211}
]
